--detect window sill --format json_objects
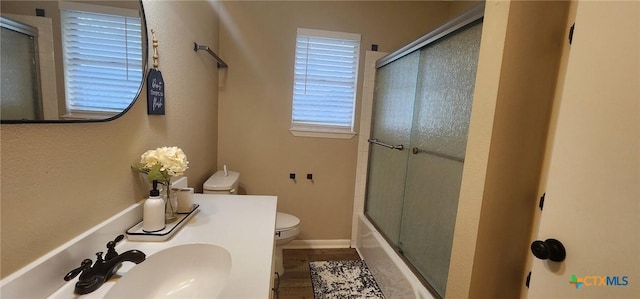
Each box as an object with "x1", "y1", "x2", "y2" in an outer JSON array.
[{"x1": 289, "y1": 127, "x2": 357, "y2": 139}]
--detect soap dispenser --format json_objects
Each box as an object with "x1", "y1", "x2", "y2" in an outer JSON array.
[{"x1": 143, "y1": 181, "x2": 165, "y2": 232}]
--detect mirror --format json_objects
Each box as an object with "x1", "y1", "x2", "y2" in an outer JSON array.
[{"x1": 0, "y1": 0, "x2": 147, "y2": 123}]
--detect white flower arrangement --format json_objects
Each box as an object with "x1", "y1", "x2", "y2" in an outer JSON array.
[{"x1": 133, "y1": 146, "x2": 189, "y2": 183}]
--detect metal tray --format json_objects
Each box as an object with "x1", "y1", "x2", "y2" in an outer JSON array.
[{"x1": 126, "y1": 204, "x2": 199, "y2": 242}]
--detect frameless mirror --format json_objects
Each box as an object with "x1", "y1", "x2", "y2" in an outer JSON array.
[{"x1": 0, "y1": 0, "x2": 147, "y2": 123}]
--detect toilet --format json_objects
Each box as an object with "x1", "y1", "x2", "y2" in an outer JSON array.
[
  {"x1": 203, "y1": 168, "x2": 301, "y2": 275},
  {"x1": 273, "y1": 212, "x2": 301, "y2": 275}
]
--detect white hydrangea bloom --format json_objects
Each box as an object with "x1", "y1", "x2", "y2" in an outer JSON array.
[{"x1": 137, "y1": 146, "x2": 189, "y2": 182}]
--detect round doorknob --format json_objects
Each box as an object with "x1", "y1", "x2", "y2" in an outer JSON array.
[{"x1": 531, "y1": 238, "x2": 566, "y2": 262}]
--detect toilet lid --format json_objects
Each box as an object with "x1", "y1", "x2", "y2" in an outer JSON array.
[
  {"x1": 203, "y1": 170, "x2": 239, "y2": 191},
  {"x1": 276, "y1": 212, "x2": 300, "y2": 230}
]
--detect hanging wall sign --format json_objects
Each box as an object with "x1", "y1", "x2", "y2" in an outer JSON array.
[
  {"x1": 147, "y1": 29, "x2": 165, "y2": 115},
  {"x1": 147, "y1": 69, "x2": 165, "y2": 115}
]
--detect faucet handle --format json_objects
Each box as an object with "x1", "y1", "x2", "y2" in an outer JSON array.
[
  {"x1": 95, "y1": 251, "x2": 104, "y2": 263},
  {"x1": 105, "y1": 235, "x2": 124, "y2": 260},
  {"x1": 113, "y1": 234, "x2": 125, "y2": 243},
  {"x1": 64, "y1": 259, "x2": 92, "y2": 281}
]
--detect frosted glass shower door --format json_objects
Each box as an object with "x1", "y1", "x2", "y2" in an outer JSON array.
[
  {"x1": 365, "y1": 51, "x2": 419, "y2": 245},
  {"x1": 398, "y1": 22, "x2": 482, "y2": 296},
  {"x1": 1, "y1": 23, "x2": 41, "y2": 120}
]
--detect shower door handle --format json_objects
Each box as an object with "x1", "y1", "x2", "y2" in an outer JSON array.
[
  {"x1": 409, "y1": 146, "x2": 465, "y2": 162},
  {"x1": 368, "y1": 138, "x2": 404, "y2": 151}
]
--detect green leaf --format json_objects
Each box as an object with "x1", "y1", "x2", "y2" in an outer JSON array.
[
  {"x1": 131, "y1": 165, "x2": 149, "y2": 174},
  {"x1": 146, "y1": 164, "x2": 169, "y2": 183}
]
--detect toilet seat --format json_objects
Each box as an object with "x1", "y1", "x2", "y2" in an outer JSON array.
[
  {"x1": 275, "y1": 212, "x2": 300, "y2": 241},
  {"x1": 276, "y1": 212, "x2": 300, "y2": 230}
]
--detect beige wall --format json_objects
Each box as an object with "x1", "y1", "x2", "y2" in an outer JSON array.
[
  {"x1": 216, "y1": 1, "x2": 475, "y2": 241},
  {"x1": 0, "y1": 0, "x2": 220, "y2": 278}
]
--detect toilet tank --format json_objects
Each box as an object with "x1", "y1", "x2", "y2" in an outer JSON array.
[{"x1": 203, "y1": 170, "x2": 240, "y2": 194}]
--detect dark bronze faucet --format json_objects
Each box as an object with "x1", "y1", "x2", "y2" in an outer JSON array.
[{"x1": 64, "y1": 235, "x2": 146, "y2": 295}]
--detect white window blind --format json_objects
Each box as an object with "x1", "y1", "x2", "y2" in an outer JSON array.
[
  {"x1": 61, "y1": 3, "x2": 142, "y2": 116},
  {"x1": 291, "y1": 28, "x2": 360, "y2": 134}
]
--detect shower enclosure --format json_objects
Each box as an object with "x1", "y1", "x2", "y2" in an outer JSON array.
[
  {"x1": 0, "y1": 16, "x2": 42, "y2": 120},
  {"x1": 364, "y1": 9, "x2": 483, "y2": 298}
]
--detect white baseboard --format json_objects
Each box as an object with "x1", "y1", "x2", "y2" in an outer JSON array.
[{"x1": 281, "y1": 239, "x2": 351, "y2": 249}]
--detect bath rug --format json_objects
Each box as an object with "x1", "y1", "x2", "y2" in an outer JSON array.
[{"x1": 310, "y1": 260, "x2": 385, "y2": 299}]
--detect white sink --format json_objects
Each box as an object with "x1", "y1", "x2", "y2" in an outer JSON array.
[{"x1": 104, "y1": 243, "x2": 232, "y2": 299}]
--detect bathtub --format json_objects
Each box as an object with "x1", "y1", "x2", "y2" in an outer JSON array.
[{"x1": 355, "y1": 214, "x2": 436, "y2": 299}]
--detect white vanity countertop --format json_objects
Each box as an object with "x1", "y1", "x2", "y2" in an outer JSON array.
[{"x1": 45, "y1": 194, "x2": 277, "y2": 299}]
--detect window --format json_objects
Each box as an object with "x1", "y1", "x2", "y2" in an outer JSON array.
[
  {"x1": 291, "y1": 28, "x2": 361, "y2": 138},
  {"x1": 60, "y1": 2, "x2": 142, "y2": 118}
]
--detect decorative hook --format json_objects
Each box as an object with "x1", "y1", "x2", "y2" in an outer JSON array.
[{"x1": 151, "y1": 29, "x2": 159, "y2": 69}]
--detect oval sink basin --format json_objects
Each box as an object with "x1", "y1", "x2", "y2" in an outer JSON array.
[{"x1": 104, "y1": 244, "x2": 232, "y2": 299}]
